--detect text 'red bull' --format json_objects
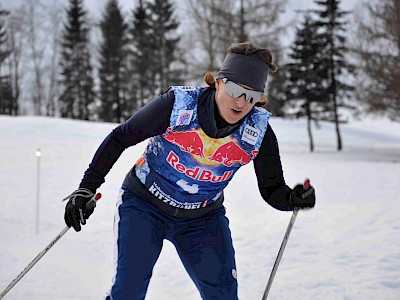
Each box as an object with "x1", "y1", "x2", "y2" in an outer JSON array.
[{"x1": 167, "y1": 151, "x2": 233, "y2": 183}]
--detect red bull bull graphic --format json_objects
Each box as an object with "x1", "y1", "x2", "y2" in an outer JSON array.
[
  {"x1": 209, "y1": 141, "x2": 252, "y2": 167},
  {"x1": 163, "y1": 128, "x2": 205, "y2": 157},
  {"x1": 167, "y1": 151, "x2": 233, "y2": 183}
]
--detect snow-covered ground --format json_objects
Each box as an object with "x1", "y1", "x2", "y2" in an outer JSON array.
[{"x1": 0, "y1": 115, "x2": 399, "y2": 300}]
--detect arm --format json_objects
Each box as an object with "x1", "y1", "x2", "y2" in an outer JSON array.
[
  {"x1": 79, "y1": 92, "x2": 175, "y2": 192},
  {"x1": 253, "y1": 125, "x2": 293, "y2": 211}
]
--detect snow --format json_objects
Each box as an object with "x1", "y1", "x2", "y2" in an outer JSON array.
[{"x1": 0, "y1": 115, "x2": 399, "y2": 300}]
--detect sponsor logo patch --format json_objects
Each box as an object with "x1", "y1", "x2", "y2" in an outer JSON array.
[
  {"x1": 242, "y1": 124, "x2": 260, "y2": 145},
  {"x1": 176, "y1": 110, "x2": 193, "y2": 126},
  {"x1": 149, "y1": 182, "x2": 202, "y2": 209}
]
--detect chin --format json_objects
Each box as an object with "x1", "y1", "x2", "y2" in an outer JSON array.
[
  {"x1": 226, "y1": 117, "x2": 240, "y2": 124},
  {"x1": 228, "y1": 113, "x2": 244, "y2": 124}
]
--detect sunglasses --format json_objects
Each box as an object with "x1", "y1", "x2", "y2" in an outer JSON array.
[{"x1": 222, "y1": 78, "x2": 264, "y2": 104}]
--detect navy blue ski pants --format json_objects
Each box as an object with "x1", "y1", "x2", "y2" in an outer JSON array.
[{"x1": 106, "y1": 185, "x2": 238, "y2": 300}]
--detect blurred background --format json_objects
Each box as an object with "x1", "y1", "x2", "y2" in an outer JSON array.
[{"x1": 0, "y1": 0, "x2": 399, "y2": 152}]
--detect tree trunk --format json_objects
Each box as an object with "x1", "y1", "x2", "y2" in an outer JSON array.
[
  {"x1": 330, "y1": 46, "x2": 342, "y2": 151},
  {"x1": 306, "y1": 99, "x2": 314, "y2": 152}
]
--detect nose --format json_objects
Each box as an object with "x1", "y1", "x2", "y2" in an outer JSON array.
[{"x1": 235, "y1": 95, "x2": 246, "y2": 107}]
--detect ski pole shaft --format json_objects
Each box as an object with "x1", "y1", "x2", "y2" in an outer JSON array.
[
  {"x1": 262, "y1": 208, "x2": 298, "y2": 300},
  {"x1": 262, "y1": 179, "x2": 310, "y2": 299},
  {"x1": 0, "y1": 193, "x2": 101, "y2": 299},
  {"x1": 0, "y1": 226, "x2": 70, "y2": 299}
]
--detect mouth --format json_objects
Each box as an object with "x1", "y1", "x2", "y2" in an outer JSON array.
[{"x1": 231, "y1": 108, "x2": 242, "y2": 115}]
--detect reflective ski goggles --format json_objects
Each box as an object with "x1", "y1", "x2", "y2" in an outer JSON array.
[{"x1": 222, "y1": 78, "x2": 264, "y2": 104}]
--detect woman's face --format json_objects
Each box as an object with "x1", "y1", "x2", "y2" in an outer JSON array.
[{"x1": 215, "y1": 79, "x2": 257, "y2": 124}]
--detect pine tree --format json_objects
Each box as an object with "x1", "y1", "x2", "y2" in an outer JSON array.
[
  {"x1": 127, "y1": 0, "x2": 182, "y2": 112},
  {"x1": 0, "y1": 9, "x2": 13, "y2": 115},
  {"x1": 285, "y1": 16, "x2": 328, "y2": 152},
  {"x1": 147, "y1": 0, "x2": 181, "y2": 93},
  {"x1": 98, "y1": 0, "x2": 128, "y2": 122},
  {"x1": 3, "y1": 10, "x2": 22, "y2": 116},
  {"x1": 265, "y1": 51, "x2": 287, "y2": 118},
  {"x1": 59, "y1": 0, "x2": 95, "y2": 120},
  {"x1": 127, "y1": 0, "x2": 155, "y2": 112},
  {"x1": 0, "y1": 10, "x2": 8, "y2": 65},
  {"x1": 312, "y1": 0, "x2": 354, "y2": 151}
]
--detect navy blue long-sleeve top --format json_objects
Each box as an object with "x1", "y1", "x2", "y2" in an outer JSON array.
[{"x1": 80, "y1": 87, "x2": 293, "y2": 211}]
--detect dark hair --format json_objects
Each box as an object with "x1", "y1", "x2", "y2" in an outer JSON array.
[{"x1": 204, "y1": 41, "x2": 277, "y2": 106}]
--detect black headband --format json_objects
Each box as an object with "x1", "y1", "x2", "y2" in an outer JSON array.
[{"x1": 216, "y1": 53, "x2": 269, "y2": 92}]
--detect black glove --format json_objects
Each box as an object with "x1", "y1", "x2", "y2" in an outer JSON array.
[
  {"x1": 63, "y1": 188, "x2": 96, "y2": 232},
  {"x1": 289, "y1": 182, "x2": 315, "y2": 210}
]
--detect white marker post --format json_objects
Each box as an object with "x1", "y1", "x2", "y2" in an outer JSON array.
[{"x1": 35, "y1": 149, "x2": 42, "y2": 234}]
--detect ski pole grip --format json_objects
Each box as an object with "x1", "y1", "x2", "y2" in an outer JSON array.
[
  {"x1": 303, "y1": 179, "x2": 310, "y2": 190},
  {"x1": 85, "y1": 193, "x2": 102, "y2": 210}
]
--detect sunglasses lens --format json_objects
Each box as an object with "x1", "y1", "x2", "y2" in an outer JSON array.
[{"x1": 224, "y1": 80, "x2": 262, "y2": 103}]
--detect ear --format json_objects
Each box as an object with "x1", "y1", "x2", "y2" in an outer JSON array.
[{"x1": 215, "y1": 79, "x2": 221, "y2": 90}]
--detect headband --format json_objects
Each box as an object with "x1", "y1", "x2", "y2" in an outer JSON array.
[{"x1": 216, "y1": 53, "x2": 269, "y2": 92}]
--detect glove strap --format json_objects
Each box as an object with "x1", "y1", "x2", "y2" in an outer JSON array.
[{"x1": 62, "y1": 188, "x2": 95, "y2": 202}]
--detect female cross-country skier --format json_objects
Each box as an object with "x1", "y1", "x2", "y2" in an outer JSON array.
[{"x1": 64, "y1": 41, "x2": 316, "y2": 300}]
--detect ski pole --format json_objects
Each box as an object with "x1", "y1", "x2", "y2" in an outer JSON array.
[
  {"x1": 262, "y1": 179, "x2": 310, "y2": 300},
  {"x1": 0, "y1": 193, "x2": 101, "y2": 299},
  {"x1": 262, "y1": 208, "x2": 298, "y2": 300}
]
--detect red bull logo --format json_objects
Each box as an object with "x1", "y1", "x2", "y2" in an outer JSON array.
[
  {"x1": 163, "y1": 128, "x2": 205, "y2": 157},
  {"x1": 209, "y1": 141, "x2": 252, "y2": 167},
  {"x1": 167, "y1": 151, "x2": 233, "y2": 182},
  {"x1": 163, "y1": 128, "x2": 258, "y2": 167}
]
